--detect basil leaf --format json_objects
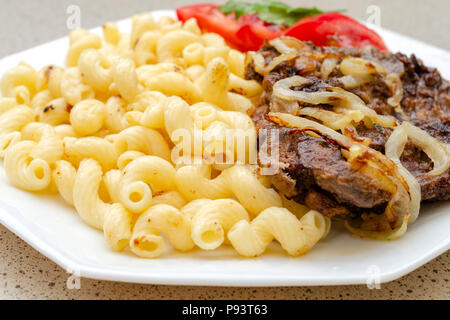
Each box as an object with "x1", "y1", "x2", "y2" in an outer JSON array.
[{"x1": 253, "y1": 4, "x2": 299, "y2": 26}]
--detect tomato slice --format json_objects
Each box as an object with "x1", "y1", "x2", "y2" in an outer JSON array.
[
  {"x1": 236, "y1": 15, "x2": 282, "y2": 50},
  {"x1": 176, "y1": 4, "x2": 282, "y2": 52},
  {"x1": 177, "y1": 6, "x2": 387, "y2": 52},
  {"x1": 176, "y1": 4, "x2": 219, "y2": 22},
  {"x1": 284, "y1": 13, "x2": 387, "y2": 50}
]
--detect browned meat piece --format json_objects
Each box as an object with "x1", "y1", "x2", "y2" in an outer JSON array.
[
  {"x1": 256, "y1": 107, "x2": 392, "y2": 220},
  {"x1": 401, "y1": 144, "x2": 450, "y2": 201},
  {"x1": 354, "y1": 123, "x2": 391, "y2": 152},
  {"x1": 248, "y1": 40, "x2": 449, "y2": 221}
]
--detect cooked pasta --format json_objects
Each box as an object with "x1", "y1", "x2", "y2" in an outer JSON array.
[
  {"x1": 119, "y1": 155, "x2": 176, "y2": 213},
  {"x1": 73, "y1": 158, "x2": 110, "y2": 229},
  {"x1": 53, "y1": 160, "x2": 77, "y2": 206},
  {"x1": 103, "y1": 203, "x2": 133, "y2": 251},
  {"x1": 190, "y1": 199, "x2": 249, "y2": 250},
  {"x1": 104, "y1": 96, "x2": 130, "y2": 133},
  {"x1": 0, "y1": 13, "x2": 330, "y2": 259},
  {"x1": 0, "y1": 104, "x2": 34, "y2": 136},
  {"x1": 70, "y1": 99, "x2": 105, "y2": 135},
  {"x1": 175, "y1": 164, "x2": 281, "y2": 216},
  {"x1": 36, "y1": 65, "x2": 64, "y2": 98},
  {"x1": 130, "y1": 204, "x2": 194, "y2": 258},
  {"x1": 63, "y1": 136, "x2": 118, "y2": 171},
  {"x1": 4, "y1": 141, "x2": 51, "y2": 191},
  {"x1": 0, "y1": 131, "x2": 21, "y2": 158},
  {"x1": 60, "y1": 67, "x2": 95, "y2": 106},
  {"x1": 21, "y1": 122, "x2": 64, "y2": 164},
  {"x1": 1, "y1": 62, "x2": 37, "y2": 105},
  {"x1": 228, "y1": 208, "x2": 329, "y2": 257},
  {"x1": 37, "y1": 97, "x2": 71, "y2": 126}
]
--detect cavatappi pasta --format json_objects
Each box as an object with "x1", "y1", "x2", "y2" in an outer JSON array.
[{"x1": 0, "y1": 14, "x2": 330, "y2": 258}]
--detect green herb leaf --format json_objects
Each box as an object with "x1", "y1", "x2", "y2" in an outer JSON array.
[
  {"x1": 219, "y1": 0, "x2": 254, "y2": 19},
  {"x1": 259, "y1": 0, "x2": 291, "y2": 11},
  {"x1": 219, "y1": 0, "x2": 334, "y2": 26},
  {"x1": 252, "y1": 5, "x2": 298, "y2": 26}
]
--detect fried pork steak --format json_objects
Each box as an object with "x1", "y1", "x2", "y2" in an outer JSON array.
[{"x1": 246, "y1": 40, "x2": 450, "y2": 221}]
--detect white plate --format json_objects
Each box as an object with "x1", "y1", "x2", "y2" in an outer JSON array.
[{"x1": 0, "y1": 10, "x2": 449, "y2": 287}]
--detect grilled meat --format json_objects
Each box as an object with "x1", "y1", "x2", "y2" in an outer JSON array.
[{"x1": 247, "y1": 40, "x2": 450, "y2": 220}]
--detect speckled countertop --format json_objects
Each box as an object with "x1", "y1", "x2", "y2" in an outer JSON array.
[{"x1": 1, "y1": 0, "x2": 449, "y2": 300}]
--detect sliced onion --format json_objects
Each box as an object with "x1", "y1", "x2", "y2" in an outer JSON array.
[
  {"x1": 272, "y1": 76, "x2": 398, "y2": 128},
  {"x1": 402, "y1": 122, "x2": 450, "y2": 176},
  {"x1": 250, "y1": 52, "x2": 297, "y2": 76},
  {"x1": 385, "y1": 73, "x2": 403, "y2": 107},
  {"x1": 333, "y1": 110, "x2": 364, "y2": 130},
  {"x1": 270, "y1": 95, "x2": 299, "y2": 115},
  {"x1": 385, "y1": 123, "x2": 421, "y2": 224},
  {"x1": 298, "y1": 107, "x2": 340, "y2": 127},
  {"x1": 269, "y1": 37, "x2": 305, "y2": 54},
  {"x1": 265, "y1": 53, "x2": 297, "y2": 75},
  {"x1": 298, "y1": 107, "x2": 364, "y2": 130},
  {"x1": 273, "y1": 76, "x2": 342, "y2": 104},
  {"x1": 320, "y1": 58, "x2": 338, "y2": 79},
  {"x1": 346, "y1": 145, "x2": 398, "y2": 195},
  {"x1": 339, "y1": 57, "x2": 386, "y2": 77},
  {"x1": 339, "y1": 74, "x2": 373, "y2": 89},
  {"x1": 385, "y1": 73, "x2": 408, "y2": 120},
  {"x1": 338, "y1": 57, "x2": 386, "y2": 90},
  {"x1": 345, "y1": 215, "x2": 408, "y2": 240},
  {"x1": 268, "y1": 111, "x2": 358, "y2": 148},
  {"x1": 249, "y1": 52, "x2": 266, "y2": 75},
  {"x1": 327, "y1": 87, "x2": 397, "y2": 128},
  {"x1": 342, "y1": 125, "x2": 373, "y2": 146},
  {"x1": 250, "y1": 37, "x2": 310, "y2": 77}
]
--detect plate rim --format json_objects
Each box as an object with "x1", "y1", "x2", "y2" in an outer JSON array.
[{"x1": 1, "y1": 203, "x2": 449, "y2": 286}]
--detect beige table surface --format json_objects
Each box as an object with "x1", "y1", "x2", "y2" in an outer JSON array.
[{"x1": 0, "y1": 0, "x2": 449, "y2": 300}]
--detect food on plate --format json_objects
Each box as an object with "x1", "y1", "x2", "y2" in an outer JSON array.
[
  {"x1": 0, "y1": 1, "x2": 448, "y2": 259},
  {"x1": 0, "y1": 13, "x2": 330, "y2": 259},
  {"x1": 246, "y1": 37, "x2": 449, "y2": 238}
]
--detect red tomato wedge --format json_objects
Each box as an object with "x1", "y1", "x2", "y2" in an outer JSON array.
[
  {"x1": 176, "y1": 4, "x2": 283, "y2": 52},
  {"x1": 283, "y1": 12, "x2": 387, "y2": 50},
  {"x1": 176, "y1": 5, "x2": 387, "y2": 52},
  {"x1": 176, "y1": 4, "x2": 218, "y2": 22}
]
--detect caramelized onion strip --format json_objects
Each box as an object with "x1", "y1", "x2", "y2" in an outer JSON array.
[
  {"x1": 339, "y1": 74, "x2": 372, "y2": 89},
  {"x1": 320, "y1": 58, "x2": 338, "y2": 79},
  {"x1": 269, "y1": 38, "x2": 304, "y2": 54},
  {"x1": 345, "y1": 216, "x2": 408, "y2": 240},
  {"x1": 273, "y1": 76, "x2": 342, "y2": 104},
  {"x1": 250, "y1": 52, "x2": 297, "y2": 76},
  {"x1": 402, "y1": 122, "x2": 450, "y2": 177},
  {"x1": 338, "y1": 57, "x2": 386, "y2": 89},
  {"x1": 298, "y1": 107, "x2": 364, "y2": 130},
  {"x1": 339, "y1": 57, "x2": 386, "y2": 76},
  {"x1": 385, "y1": 123, "x2": 421, "y2": 223}
]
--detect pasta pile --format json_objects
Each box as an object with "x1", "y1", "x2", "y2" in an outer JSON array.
[{"x1": 0, "y1": 14, "x2": 331, "y2": 258}]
